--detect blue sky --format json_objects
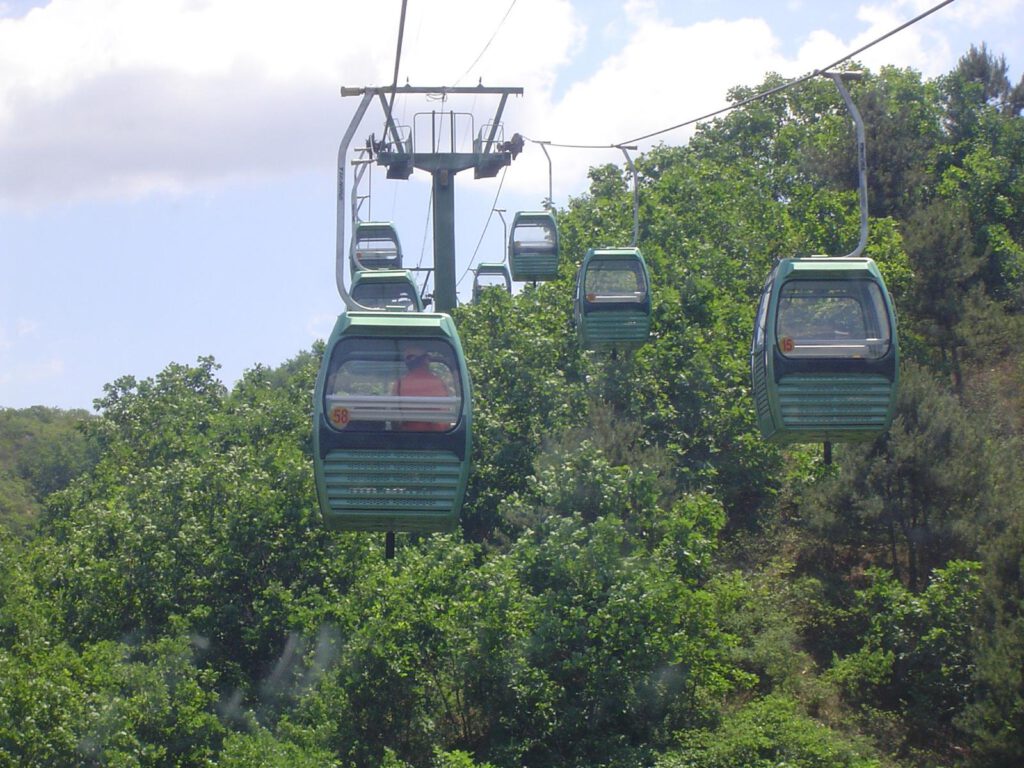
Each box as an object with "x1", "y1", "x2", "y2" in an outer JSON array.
[{"x1": 1, "y1": 0, "x2": 1021, "y2": 411}]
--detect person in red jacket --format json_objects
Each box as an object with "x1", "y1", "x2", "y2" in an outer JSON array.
[{"x1": 393, "y1": 345, "x2": 451, "y2": 431}]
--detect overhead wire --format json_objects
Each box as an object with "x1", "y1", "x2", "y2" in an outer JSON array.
[
  {"x1": 348, "y1": 0, "x2": 956, "y2": 309},
  {"x1": 622, "y1": 0, "x2": 956, "y2": 145},
  {"x1": 523, "y1": 0, "x2": 957, "y2": 152},
  {"x1": 453, "y1": 0, "x2": 519, "y2": 87},
  {"x1": 383, "y1": 0, "x2": 411, "y2": 238},
  {"x1": 416, "y1": 0, "x2": 521, "y2": 290},
  {"x1": 450, "y1": 0, "x2": 518, "y2": 152},
  {"x1": 382, "y1": 0, "x2": 434, "y2": 298},
  {"x1": 457, "y1": 165, "x2": 509, "y2": 289}
]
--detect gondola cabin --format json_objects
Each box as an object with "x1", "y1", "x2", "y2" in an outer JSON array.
[
  {"x1": 313, "y1": 312, "x2": 472, "y2": 532},
  {"x1": 351, "y1": 221, "x2": 403, "y2": 274},
  {"x1": 472, "y1": 262, "x2": 512, "y2": 302},
  {"x1": 574, "y1": 247, "x2": 652, "y2": 350},
  {"x1": 750, "y1": 256, "x2": 899, "y2": 444},
  {"x1": 350, "y1": 269, "x2": 423, "y2": 312},
  {"x1": 509, "y1": 211, "x2": 559, "y2": 281}
]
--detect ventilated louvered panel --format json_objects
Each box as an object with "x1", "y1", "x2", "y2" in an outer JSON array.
[
  {"x1": 751, "y1": 353, "x2": 772, "y2": 425},
  {"x1": 776, "y1": 374, "x2": 895, "y2": 441},
  {"x1": 582, "y1": 311, "x2": 650, "y2": 347},
  {"x1": 320, "y1": 449, "x2": 462, "y2": 532},
  {"x1": 510, "y1": 254, "x2": 559, "y2": 281}
]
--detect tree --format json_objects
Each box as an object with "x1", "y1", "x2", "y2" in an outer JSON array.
[
  {"x1": 0, "y1": 406, "x2": 97, "y2": 536},
  {"x1": 828, "y1": 562, "x2": 982, "y2": 756}
]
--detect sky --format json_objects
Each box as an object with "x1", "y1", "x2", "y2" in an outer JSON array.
[{"x1": 1, "y1": 0, "x2": 1021, "y2": 411}]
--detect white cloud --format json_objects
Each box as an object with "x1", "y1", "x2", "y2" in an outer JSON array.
[
  {"x1": 805, "y1": 0, "x2": 1024, "y2": 79},
  {"x1": 499, "y1": 13, "x2": 791, "y2": 203},
  {"x1": 494, "y1": 0, "x2": 1023, "y2": 204},
  {"x1": 1, "y1": 0, "x2": 1017, "y2": 210},
  {"x1": 0, "y1": 0, "x2": 384, "y2": 97},
  {"x1": 0, "y1": 318, "x2": 37, "y2": 351},
  {"x1": 849, "y1": 3, "x2": 952, "y2": 77},
  {"x1": 0, "y1": 0, "x2": 581, "y2": 208}
]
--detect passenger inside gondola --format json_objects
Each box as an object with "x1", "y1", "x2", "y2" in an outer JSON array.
[
  {"x1": 392, "y1": 344, "x2": 453, "y2": 431},
  {"x1": 324, "y1": 338, "x2": 459, "y2": 432}
]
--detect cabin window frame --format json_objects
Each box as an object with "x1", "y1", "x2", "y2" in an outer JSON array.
[
  {"x1": 582, "y1": 257, "x2": 648, "y2": 304},
  {"x1": 774, "y1": 278, "x2": 892, "y2": 360},
  {"x1": 323, "y1": 337, "x2": 462, "y2": 433}
]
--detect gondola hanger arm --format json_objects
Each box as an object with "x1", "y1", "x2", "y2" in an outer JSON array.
[
  {"x1": 617, "y1": 145, "x2": 639, "y2": 248},
  {"x1": 821, "y1": 71, "x2": 868, "y2": 258}
]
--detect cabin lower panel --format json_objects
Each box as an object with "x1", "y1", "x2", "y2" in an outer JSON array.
[
  {"x1": 768, "y1": 373, "x2": 896, "y2": 443},
  {"x1": 580, "y1": 311, "x2": 650, "y2": 349},
  {"x1": 511, "y1": 254, "x2": 559, "y2": 282},
  {"x1": 318, "y1": 449, "x2": 463, "y2": 532}
]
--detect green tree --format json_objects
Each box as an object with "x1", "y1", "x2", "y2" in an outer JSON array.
[
  {"x1": 0, "y1": 406, "x2": 97, "y2": 535},
  {"x1": 829, "y1": 562, "x2": 982, "y2": 755},
  {"x1": 660, "y1": 694, "x2": 880, "y2": 768},
  {"x1": 801, "y1": 364, "x2": 988, "y2": 591}
]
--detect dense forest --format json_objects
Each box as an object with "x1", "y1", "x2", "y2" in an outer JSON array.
[{"x1": 2, "y1": 45, "x2": 1023, "y2": 767}]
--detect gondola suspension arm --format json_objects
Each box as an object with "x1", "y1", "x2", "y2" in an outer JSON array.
[
  {"x1": 618, "y1": 145, "x2": 639, "y2": 247},
  {"x1": 336, "y1": 89, "x2": 379, "y2": 311},
  {"x1": 824, "y1": 71, "x2": 868, "y2": 258},
  {"x1": 539, "y1": 141, "x2": 553, "y2": 210}
]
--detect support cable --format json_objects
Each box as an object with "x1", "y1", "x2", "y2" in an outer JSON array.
[
  {"x1": 622, "y1": 0, "x2": 955, "y2": 145},
  {"x1": 523, "y1": 0, "x2": 956, "y2": 151},
  {"x1": 457, "y1": 166, "x2": 509, "y2": 288},
  {"x1": 417, "y1": 194, "x2": 433, "y2": 272},
  {"x1": 619, "y1": 146, "x2": 639, "y2": 247},
  {"x1": 453, "y1": 0, "x2": 519, "y2": 86}
]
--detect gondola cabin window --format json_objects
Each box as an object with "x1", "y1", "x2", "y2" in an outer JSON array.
[
  {"x1": 351, "y1": 282, "x2": 419, "y2": 312},
  {"x1": 324, "y1": 337, "x2": 461, "y2": 432},
  {"x1": 353, "y1": 237, "x2": 400, "y2": 269},
  {"x1": 512, "y1": 220, "x2": 557, "y2": 254},
  {"x1": 753, "y1": 277, "x2": 772, "y2": 351},
  {"x1": 584, "y1": 258, "x2": 647, "y2": 303},
  {"x1": 473, "y1": 268, "x2": 511, "y2": 298},
  {"x1": 776, "y1": 279, "x2": 892, "y2": 359}
]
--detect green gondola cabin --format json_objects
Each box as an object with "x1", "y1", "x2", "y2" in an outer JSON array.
[
  {"x1": 472, "y1": 262, "x2": 512, "y2": 302},
  {"x1": 750, "y1": 256, "x2": 899, "y2": 444},
  {"x1": 313, "y1": 312, "x2": 472, "y2": 532},
  {"x1": 509, "y1": 211, "x2": 559, "y2": 281},
  {"x1": 351, "y1": 221, "x2": 403, "y2": 274},
  {"x1": 350, "y1": 269, "x2": 423, "y2": 311},
  {"x1": 574, "y1": 247, "x2": 652, "y2": 350}
]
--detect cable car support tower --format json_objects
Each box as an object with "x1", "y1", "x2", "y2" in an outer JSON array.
[{"x1": 337, "y1": 85, "x2": 524, "y2": 313}]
